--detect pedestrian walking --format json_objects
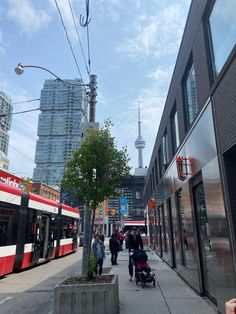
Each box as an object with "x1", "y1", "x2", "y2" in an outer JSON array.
[
  {"x1": 92, "y1": 234, "x2": 105, "y2": 275},
  {"x1": 119, "y1": 230, "x2": 124, "y2": 251},
  {"x1": 128, "y1": 227, "x2": 143, "y2": 280},
  {"x1": 109, "y1": 233, "x2": 119, "y2": 265}
]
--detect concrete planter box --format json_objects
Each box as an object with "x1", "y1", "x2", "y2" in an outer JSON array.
[{"x1": 54, "y1": 274, "x2": 119, "y2": 314}]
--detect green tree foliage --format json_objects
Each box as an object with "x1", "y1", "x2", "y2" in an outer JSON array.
[
  {"x1": 61, "y1": 120, "x2": 130, "y2": 277},
  {"x1": 62, "y1": 120, "x2": 130, "y2": 209}
]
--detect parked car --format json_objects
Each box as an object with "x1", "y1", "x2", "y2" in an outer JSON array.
[{"x1": 79, "y1": 232, "x2": 84, "y2": 247}]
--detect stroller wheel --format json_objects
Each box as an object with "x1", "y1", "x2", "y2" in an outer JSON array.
[
  {"x1": 141, "y1": 283, "x2": 145, "y2": 289},
  {"x1": 153, "y1": 279, "x2": 156, "y2": 288}
]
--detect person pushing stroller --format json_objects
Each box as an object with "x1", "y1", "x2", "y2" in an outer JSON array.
[{"x1": 127, "y1": 227, "x2": 143, "y2": 281}]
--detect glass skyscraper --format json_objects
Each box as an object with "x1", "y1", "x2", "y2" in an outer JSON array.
[
  {"x1": 33, "y1": 79, "x2": 87, "y2": 187},
  {"x1": 0, "y1": 91, "x2": 12, "y2": 169}
]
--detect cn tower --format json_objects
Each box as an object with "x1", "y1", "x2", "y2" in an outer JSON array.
[{"x1": 135, "y1": 103, "x2": 146, "y2": 168}]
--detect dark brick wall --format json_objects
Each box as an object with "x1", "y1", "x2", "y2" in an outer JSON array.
[{"x1": 212, "y1": 51, "x2": 236, "y2": 154}]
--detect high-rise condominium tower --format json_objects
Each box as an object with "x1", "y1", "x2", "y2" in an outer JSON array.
[
  {"x1": 33, "y1": 79, "x2": 87, "y2": 187},
  {"x1": 0, "y1": 91, "x2": 12, "y2": 169}
]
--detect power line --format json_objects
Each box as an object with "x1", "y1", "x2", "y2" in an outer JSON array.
[
  {"x1": 67, "y1": 0, "x2": 90, "y2": 76},
  {"x1": 54, "y1": 0, "x2": 84, "y2": 83},
  {"x1": 12, "y1": 98, "x2": 40, "y2": 105},
  {"x1": 0, "y1": 108, "x2": 40, "y2": 118},
  {"x1": 9, "y1": 145, "x2": 35, "y2": 163}
]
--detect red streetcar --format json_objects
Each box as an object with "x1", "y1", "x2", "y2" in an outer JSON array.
[{"x1": 0, "y1": 182, "x2": 80, "y2": 277}]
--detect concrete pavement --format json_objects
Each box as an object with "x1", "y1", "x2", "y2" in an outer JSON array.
[{"x1": 103, "y1": 245, "x2": 217, "y2": 314}]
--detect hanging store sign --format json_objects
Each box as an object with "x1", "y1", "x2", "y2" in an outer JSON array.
[
  {"x1": 176, "y1": 156, "x2": 193, "y2": 181},
  {"x1": 176, "y1": 156, "x2": 186, "y2": 181},
  {"x1": 149, "y1": 198, "x2": 156, "y2": 209}
]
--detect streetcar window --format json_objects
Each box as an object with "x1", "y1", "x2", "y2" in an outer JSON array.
[
  {"x1": 0, "y1": 203, "x2": 18, "y2": 246},
  {"x1": 25, "y1": 209, "x2": 37, "y2": 243},
  {"x1": 61, "y1": 216, "x2": 73, "y2": 239}
]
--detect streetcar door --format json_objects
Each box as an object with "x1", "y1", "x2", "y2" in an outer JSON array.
[
  {"x1": 40, "y1": 215, "x2": 49, "y2": 258},
  {"x1": 32, "y1": 211, "x2": 41, "y2": 264}
]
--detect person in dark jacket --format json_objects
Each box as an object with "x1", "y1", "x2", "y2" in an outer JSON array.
[
  {"x1": 109, "y1": 233, "x2": 119, "y2": 265},
  {"x1": 92, "y1": 234, "x2": 105, "y2": 275},
  {"x1": 128, "y1": 227, "x2": 143, "y2": 280}
]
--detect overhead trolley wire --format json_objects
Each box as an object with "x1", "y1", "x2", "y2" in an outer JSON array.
[
  {"x1": 12, "y1": 98, "x2": 40, "y2": 105},
  {"x1": 54, "y1": 0, "x2": 84, "y2": 83},
  {"x1": 67, "y1": 0, "x2": 90, "y2": 76},
  {"x1": 0, "y1": 108, "x2": 40, "y2": 118}
]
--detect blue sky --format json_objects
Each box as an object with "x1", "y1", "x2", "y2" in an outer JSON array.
[{"x1": 0, "y1": 0, "x2": 191, "y2": 178}]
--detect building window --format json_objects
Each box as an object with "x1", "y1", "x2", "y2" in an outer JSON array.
[
  {"x1": 209, "y1": 0, "x2": 236, "y2": 77},
  {"x1": 171, "y1": 108, "x2": 180, "y2": 152},
  {"x1": 158, "y1": 148, "x2": 162, "y2": 178},
  {"x1": 135, "y1": 191, "x2": 141, "y2": 199},
  {"x1": 183, "y1": 63, "x2": 198, "y2": 127},
  {"x1": 162, "y1": 132, "x2": 169, "y2": 169}
]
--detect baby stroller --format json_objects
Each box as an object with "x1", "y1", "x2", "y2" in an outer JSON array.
[{"x1": 131, "y1": 249, "x2": 155, "y2": 288}]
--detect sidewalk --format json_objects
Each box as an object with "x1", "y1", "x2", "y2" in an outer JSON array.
[{"x1": 103, "y1": 246, "x2": 217, "y2": 314}]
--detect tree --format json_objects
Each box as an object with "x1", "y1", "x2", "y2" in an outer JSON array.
[{"x1": 61, "y1": 120, "x2": 130, "y2": 276}]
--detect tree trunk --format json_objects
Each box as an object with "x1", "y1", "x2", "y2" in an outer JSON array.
[{"x1": 82, "y1": 204, "x2": 92, "y2": 275}]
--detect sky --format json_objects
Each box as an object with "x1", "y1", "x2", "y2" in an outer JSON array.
[{"x1": 0, "y1": 0, "x2": 191, "y2": 178}]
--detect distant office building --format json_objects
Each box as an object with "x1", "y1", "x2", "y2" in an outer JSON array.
[
  {"x1": 33, "y1": 79, "x2": 87, "y2": 187},
  {"x1": 32, "y1": 182, "x2": 60, "y2": 202},
  {"x1": 0, "y1": 91, "x2": 12, "y2": 169},
  {"x1": 108, "y1": 175, "x2": 146, "y2": 234},
  {"x1": 144, "y1": 1, "x2": 236, "y2": 312}
]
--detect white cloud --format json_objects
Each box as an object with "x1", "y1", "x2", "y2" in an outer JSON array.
[
  {"x1": 92, "y1": 0, "x2": 123, "y2": 22},
  {"x1": 116, "y1": 2, "x2": 189, "y2": 61},
  {"x1": 146, "y1": 66, "x2": 173, "y2": 88},
  {"x1": 7, "y1": 0, "x2": 51, "y2": 36},
  {"x1": 49, "y1": 0, "x2": 83, "y2": 43}
]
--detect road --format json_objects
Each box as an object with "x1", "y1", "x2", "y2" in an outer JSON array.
[{"x1": 0, "y1": 250, "x2": 83, "y2": 314}]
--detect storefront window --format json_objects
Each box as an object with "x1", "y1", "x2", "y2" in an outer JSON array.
[
  {"x1": 209, "y1": 0, "x2": 236, "y2": 77},
  {"x1": 176, "y1": 189, "x2": 188, "y2": 268}
]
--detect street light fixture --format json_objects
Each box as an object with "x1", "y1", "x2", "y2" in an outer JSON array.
[
  {"x1": 15, "y1": 63, "x2": 87, "y2": 87},
  {"x1": 14, "y1": 63, "x2": 97, "y2": 122}
]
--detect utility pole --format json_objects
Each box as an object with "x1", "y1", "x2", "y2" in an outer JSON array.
[{"x1": 82, "y1": 74, "x2": 98, "y2": 276}]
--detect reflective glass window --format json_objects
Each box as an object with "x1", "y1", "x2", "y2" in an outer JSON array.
[
  {"x1": 176, "y1": 189, "x2": 188, "y2": 268},
  {"x1": 171, "y1": 109, "x2": 180, "y2": 151},
  {"x1": 209, "y1": 0, "x2": 236, "y2": 76},
  {"x1": 162, "y1": 132, "x2": 169, "y2": 166},
  {"x1": 183, "y1": 63, "x2": 198, "y2": 126}
]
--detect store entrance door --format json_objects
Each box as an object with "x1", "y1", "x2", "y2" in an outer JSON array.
[{"x1": 192, "y1": 182, "x2": 215, "y2": 303}]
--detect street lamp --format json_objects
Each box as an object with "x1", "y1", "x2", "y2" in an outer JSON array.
[
  {"x1": 14, "y1": 63, "x2": 97, "y2": 122},
  {"x1": 15, "y1": 63, "x2": 87, "y2": 87}
]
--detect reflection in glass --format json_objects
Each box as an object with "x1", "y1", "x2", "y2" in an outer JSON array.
[
  {"x1": 172, "y1": 110, "x2": 180, "y2": 151},
  {"x1": 184, "y1": 63, "x2": 198, "y2": 126},
  {"x1": 193, "y1": 183, "x2": 212, "y2": 299},
  {"x1": 209, "y1": 0, "x2": 236, "y2": 76},
  {"x1": 162, "y1": 132, "x2": 169, "y2": 167}
]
